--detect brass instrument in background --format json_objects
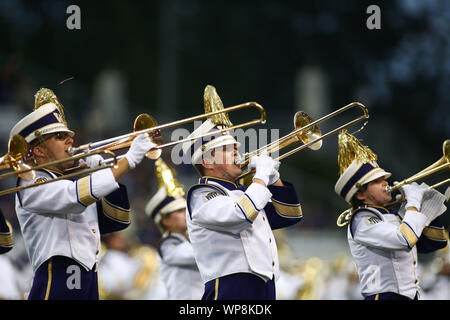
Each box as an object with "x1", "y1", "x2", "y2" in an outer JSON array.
[
  {"x1": 337, "y1": 139, "x2": 450, "y2": 227},
  {"x1": 236, "y1": 102, "x2": 370, "y2": 180}
]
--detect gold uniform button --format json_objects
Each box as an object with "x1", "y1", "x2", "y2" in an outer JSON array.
[
  {"x1": 92, "y1": 229, "x2": 96, "y2": 233},
  {"x1": 272, "y1": 261, "x2": 275, "y2": 266}
]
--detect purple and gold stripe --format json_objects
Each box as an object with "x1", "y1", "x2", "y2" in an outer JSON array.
[
  {"x1": 19, "y1": 110, "x2": 62, "y2": 138},
  {"x1": 340, "y1": 163, "x2": 375, "y2": 199}
]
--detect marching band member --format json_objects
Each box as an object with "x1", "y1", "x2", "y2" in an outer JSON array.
[
  {"x1": 0, "y1": 208, "x2": 13, "y2": 254},
  {"x1": 98, "y1": 232, "x2": 168, "y2": 300},
  {"x1": 181, "y1": 85, "x2": 303, "y2": 300},
  {"x1": 145, "y1": 158, "x2": 203, "y2": 300},
  {"x1": 334, "y1": 130, "x2": 448, "y2": 300},
  {"x1": 10, "y1": 88, "x2": 156, "y2": 300}
]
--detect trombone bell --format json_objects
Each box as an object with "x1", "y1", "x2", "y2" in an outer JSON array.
[
  {"x1": 133, "y1": 114, "x2": 162, "y2": 160},
  {"x1": 294, "y1": 111, "x2": 322, "y2": 151},
  {"x1": 8, "y1": 135, "x2": 35, "y2": 181},
  {"x1": 386, "y1": 139, "x2": 450, "y2": 194}
]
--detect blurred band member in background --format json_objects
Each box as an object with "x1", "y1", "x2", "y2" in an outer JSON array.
[{"x1": 145, "y1": 158, "x2": 203, "y2": 300}]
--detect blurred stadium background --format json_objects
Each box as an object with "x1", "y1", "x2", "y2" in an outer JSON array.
[{"x1": 0, "y1": 0, "x2": 449, "y2": 299}]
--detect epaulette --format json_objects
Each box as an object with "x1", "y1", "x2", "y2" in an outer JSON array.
[
  {"x1": 186, "y1": 183, "x2": 227, "y2": 219},
  {"x1": 349, "y1": 205, "x2": 385, "y2": 238}
]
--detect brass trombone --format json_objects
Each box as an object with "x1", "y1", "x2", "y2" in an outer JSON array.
[
  {"x1": 337, "y1": 139, "x2": 450, "y2": 227},
  {"x1": 68, "y1": 101, "x2": 266, "y2": 160},
  {"x1": 236, "y1": 102, "x2": 370, "y2": 180},
  {"x1": 385, "y1": 139, "x2": 450, "y2": 194},
  {"x1": 0, "y1": 101, "x2": 265, "y2": 195},
  {"x1": 0, "y1": 136, "x2": 118, "y2": 197}
]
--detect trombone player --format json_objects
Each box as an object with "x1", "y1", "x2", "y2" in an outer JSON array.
[
  {"x1": 182, "y1": 85, "x2": 303, "y2": 300},
  {"x1": 9, "y1": 88, "x2": 156, "y2": 300},
  {"x1": 334, "y1": 130, "x2": 448, "y2": 300}
]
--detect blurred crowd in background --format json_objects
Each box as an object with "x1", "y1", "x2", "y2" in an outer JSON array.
[{"x1": 0, "y1": 0, "x2": 449, "y2": 299}]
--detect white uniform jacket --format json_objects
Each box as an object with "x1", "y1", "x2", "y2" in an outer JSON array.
[
  {"x1": 158, "y1": 232, "x2": 203, "y2": 299},
  {"x1": 186, "y1": 176, "x2": 303, "y2": 284},
  {"x1": 348, "y1": 205, "x2": 447, "y2": 299},
  {"x1": 15, "y1": 168, "x2": 132, "y2": 273}
]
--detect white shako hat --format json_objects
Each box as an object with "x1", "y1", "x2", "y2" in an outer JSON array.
[
  {"x1": 334, "y1": 130, "x2": 391, "y2": 204},
  {"x1": 181, "y1": 85, "x2": 240, "y2": 168},
  {"x1": 145, "y1": 158, "x2": 186, "y2": 232},
  {"x1": 9, "y1": 88, "x2": 74, "y2": 143}
]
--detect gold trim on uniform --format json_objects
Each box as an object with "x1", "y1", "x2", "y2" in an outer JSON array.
[
  {"x1": 45, "y1": 258, "x2": 53, "y2": 300},
  {"x1": 422, "y1": 226, "x2": 447, "y2": 241},
  {"x1": 271, "y1": 199, "x2": 302, "y2": 218},
  {"x1": 102, "y1": 198, "x2": 131, "y2": 223},
  {"x1": 214, "y1": 278, "x2": 219, "y2": 300},
  {"x1": 398, "y1": 223, "x2": 419, "y2": 247},
  {"x1": 77, "y1": 176, "x2": 96, "y2": 206},
  {"x1": 236, "y1": 195, "x2": 259, "y2": 221}
]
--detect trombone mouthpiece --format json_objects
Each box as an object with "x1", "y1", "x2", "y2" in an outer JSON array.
[
  {"x1": 235, "y1": 155, "x2": 248, "y2": 166},
  {"x1": 385, "y1": 185, "x2": 393, "y2": 194},
  {"x1": 67, "y1": 146, "x2": 77, "y2": 155}
]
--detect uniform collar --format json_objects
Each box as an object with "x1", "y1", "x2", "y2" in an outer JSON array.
[
  {"x1": 39, "y1": 168, "x2": 63, "y2": 177},
  {"x1": 199, "y1": 176, "x2": 239, "y2": 191},
  {"x1": 357, "y1": 204, "x2": 396, "y2": 215}
]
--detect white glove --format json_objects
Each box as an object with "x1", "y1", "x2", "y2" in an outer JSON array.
[
  {"x1": 399, "y1": 182, "x2": 428, "y2": 211},
  {"x1": 266, "y1": 159, "x2": 281, "y2": 186},
  {"x1": 78, "y1": 154, "x2": 104, "y2": 169},
  {"x1": 125, "y1": 134, "x2": 157, "y2": 169},
  {"x1": 420, "y1": 186, "x2": 447, "y2": 226},
  {"x1": 248, "y1": 151, "x2": 279, "y2": 186}
]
